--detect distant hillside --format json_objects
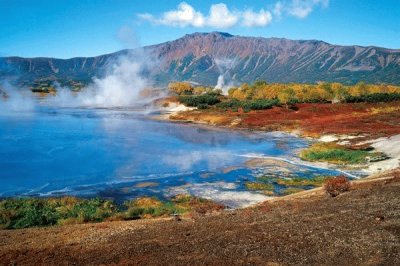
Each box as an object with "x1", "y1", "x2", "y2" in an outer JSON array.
[{"x1": 1, "y1": 32, "x2": 400, "y2": 87}]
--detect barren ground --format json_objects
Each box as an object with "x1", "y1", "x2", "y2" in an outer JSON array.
[{"x1": 1, "y1": 169, "x2": 399, "y2": 265}]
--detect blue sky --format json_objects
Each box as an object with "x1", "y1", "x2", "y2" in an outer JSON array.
[{"x1": 0, "y1": 0, "x2": 399, "y2": 58}]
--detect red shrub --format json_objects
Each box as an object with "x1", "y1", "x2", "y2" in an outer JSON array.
[{"x1": 324, "y1": 175, "x2": 351, "y2": 197}]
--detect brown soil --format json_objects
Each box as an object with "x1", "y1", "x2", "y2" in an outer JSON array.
[
  {"x1": 170, "y1": 102, "x2": 400, "y2": 139},
  {"x1": 1, "y1": 169, "x2": 399, "y2": 265}
]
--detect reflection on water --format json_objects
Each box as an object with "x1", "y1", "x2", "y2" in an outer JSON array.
[{"x1": 0, "y1": 105, "x2": 350, "y2": 207}]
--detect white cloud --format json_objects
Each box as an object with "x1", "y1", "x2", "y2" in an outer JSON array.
[
  {"x1": 162, "y1": 2, "x2": 205, "y2": 27},
  {"x1": 273, "y1": 2, "x2": 284, "y2": 17},
  {"x1": 138, "y1": 1, "x2": 329, "y2": 28},
  {"x1": 137, "y1": 13, "x2": 153, "y2": 21},
  {"x1": 287, "y1": 0, "x2": 330, "y2": 19},
  {"x1": 207, "y1": 3, "x2": 239, "y2": 28},
  {"x1": 139, "y1": 2, "x2": 205, "y2": 27},
  {"x1": 242, "y1": 9, "x2": 272, "y2": 27},
  {"x1": 139, "y1": 2, "x2": 271, "y2": 28},
  {"x1": 289, "y1": 6, "x2": 312, "y2": 18}
]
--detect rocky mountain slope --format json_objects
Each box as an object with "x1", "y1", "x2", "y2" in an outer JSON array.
[{"x1": 1, "y1": 32, "x2": 400, "y2": 86}]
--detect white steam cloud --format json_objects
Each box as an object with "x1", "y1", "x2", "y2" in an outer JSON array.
[
  {"x1": 0, "y1": 81, "x2": 35, "y2": 113},
  {"x1": 138, "y1": 1, "x2": 329, "y2": 28},
  {"x1": 51, "y1": 50, "x2": 155, "y2": 108},
  {"x1": 214, "y1": 58, "x2": 237, "y2": 94},
  {"x1": 81, "y1": 54, "x2": 148, "y2": 107},
  {"x1": 2, "y1": 29, "x2": 158, "y2": 110}
]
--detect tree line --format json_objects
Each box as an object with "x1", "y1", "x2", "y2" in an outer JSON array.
[{"x1": 168, "y1": 81, "x2": 400, "y2": 110}]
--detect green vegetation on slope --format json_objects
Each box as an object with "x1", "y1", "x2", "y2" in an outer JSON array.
[
  {"x1": 0, "y1": 196, "x2": 224, "y2": 229},
  {"x1": 0, "y1": 197, "x2": 117, "y2": 229}
]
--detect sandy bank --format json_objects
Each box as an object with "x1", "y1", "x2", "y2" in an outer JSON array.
[{"x1": 365, "y1": 134, "x2": 400, "y2": 173}]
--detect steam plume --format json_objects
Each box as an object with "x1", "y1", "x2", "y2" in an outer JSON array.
[
  {"x1": 214, "y1": 58, "x2": 237, "y2": 94},
  {"x1": 52, "y1": 49, "x2": 156, "y2": 108},
  {"x1": 0, "y1": 81, "x2": 35, "y2": 113}
]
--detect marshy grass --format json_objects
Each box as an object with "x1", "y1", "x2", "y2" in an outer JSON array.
[
  {"x1": 245, "y1": 182, "x2": 274, "y2": 191},
  {"x1": 299, "y1": 142, "x2": 383, "y2": 164}
]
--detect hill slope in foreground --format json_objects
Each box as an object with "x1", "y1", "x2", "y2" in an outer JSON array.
[
  {"x1": 1, "y1": 32, "x2": 400, "y2": 86},
  {"x1": 1, "y1": 169, "x2": 399, "y2": 265}
]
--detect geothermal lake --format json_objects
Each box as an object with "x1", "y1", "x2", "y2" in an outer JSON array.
[{"x1": 0, "y1": 103, "x2": 349, "y2": 207}]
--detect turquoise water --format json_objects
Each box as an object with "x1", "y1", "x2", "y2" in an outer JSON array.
[{"x1": 0, "y1": 104, "x2": 347, "y2": 207}]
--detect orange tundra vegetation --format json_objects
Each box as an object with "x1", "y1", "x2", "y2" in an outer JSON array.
[{"x1": 169, "y1": 81, "x2": 400, "y2": 139}]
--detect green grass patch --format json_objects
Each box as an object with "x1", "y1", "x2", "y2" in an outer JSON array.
[
  {"x1": 299, "y1": 142, "x2": 381, "y2": 164},
  {"x1": 245, "y1": 182, "x2": 274, "y2": 191}
]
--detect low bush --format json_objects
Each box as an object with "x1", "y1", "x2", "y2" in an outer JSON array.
[
  {"x1": 178, "y1": 94, "x2": 220, "y2": 107},
  {"x1": 197, "y1": 104, "x2": 209, "y2": 109},
  {"x1": 242, "y1": 99, "x2": 279, "y2": 111},
  {"x1": 344, "y1": 93, "x2": 400, "y2": 103},
  {"x1": 216, "y1": 99, "x2": 241, "y2": 109},
  {"x1": 216, "y1": 99, "x2": 279, "y2": 111},
  {"x1": 324, "y1": 176, "x2": 351, "y2": 197}
]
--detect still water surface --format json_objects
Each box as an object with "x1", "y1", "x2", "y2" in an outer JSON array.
[{"x1": 0, "y1": 105, "x2": 347, "y2": 207}]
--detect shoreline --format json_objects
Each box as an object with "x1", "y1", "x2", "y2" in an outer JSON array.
[{"x1": 154, "y1": 105, "x2": 400, "y2": 176}]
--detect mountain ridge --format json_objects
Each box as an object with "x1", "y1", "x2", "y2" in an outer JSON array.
[{"x1": 1, "y1": 32, "x2": 400, "y2": 86}]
